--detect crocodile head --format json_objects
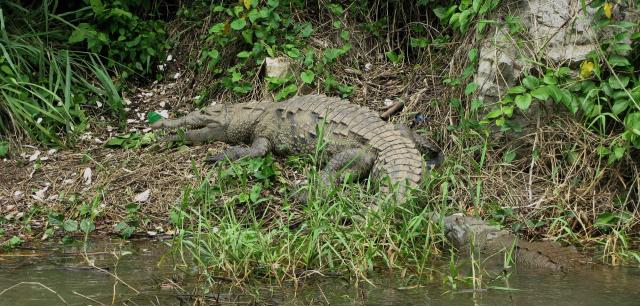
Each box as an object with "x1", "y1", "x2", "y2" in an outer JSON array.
[{"x1": 433, "y1": 213, "x2": 512, "y2": 248}]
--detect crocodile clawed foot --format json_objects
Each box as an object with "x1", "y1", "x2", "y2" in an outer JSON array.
[{"x1": 205, "y1": 153, "x2": 227, "y2": 164}]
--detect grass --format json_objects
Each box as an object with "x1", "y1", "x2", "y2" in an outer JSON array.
[
  {"x1": 0, "y1": 2, "x2": 123, "y2": 145},
  {"x1": 168, "y1": 151, "x2": 448, "y2": 284}
]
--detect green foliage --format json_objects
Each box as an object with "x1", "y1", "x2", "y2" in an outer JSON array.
[
  {"x1": 105, "y1": 132, "x2": 156, "y2": 149},
  {"x1": 0, "y1": 140, "x2": 8, "y2": 157},
  {"x1": 198, "y1": 0, "x2": 353, "y2": 97},
  {"x1": 68, "y1": 0, "x2": 169, "y2": 79},
  {"x1": 482, "y1": 1, "x2": 640, "y2": 163},
  {"x1": 169, "y1": 153, "x2": 443, "y2": 280},
  {"x1": 433, "y1": 0, "x2": 501, "y2": 34},
  {"x1": 0, "y1": 4, "x2": 127, "y2": 144}
]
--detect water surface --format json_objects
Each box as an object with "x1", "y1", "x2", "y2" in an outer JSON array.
[{"x1": 0, "y1": 239, "x2": 638, "y2": 305}]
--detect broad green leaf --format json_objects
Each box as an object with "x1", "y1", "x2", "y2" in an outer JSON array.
[
  {"x1": 485, "y1": 108, "x2": 504, "y2": 119},
  {"x1": 209, "y1": 23, "x2": 226, "y2": 33},
  {"x1": 410, "y1": 37, "x2": 429, "y2": 48},
  {"x1": 612, "y1": 100, "x2": 629, "y2": 115},
  {"x1": 250, "y1": 184, "x2": 262, "y2": 202},
  {"x1": 507, "y1": 86, "x2": 526, "y2": 94},
  {"x1": 543, "y1": 74, "x2": 557, "y2": 85},
  {"x1": 90, "y1": 0, "x2": 105, "y2": 14},
  {"x1": 0, "y1": 141, "x2": 8, "y2": 157},
  {"x1": 275, "y1": 84, "x2": 298, "y2": 101},
  {"x1": 300, "y1": 70, "x2": 315, "y2": 84},
  {"x1": 80, "y1": 219, "x2": 96, "y2": 233},
  {"x1": 608, "y1": 76, "x2": 629, "y2": 89},
  {"x1": 230, "y1": 18, "x2": 247, "y2": 30},
  {"x1": 105, "y1": 136, "x2": 126, "y2": 147},
  {"x1": 531, "y1": 86, "x2": 550, "y2": 101},
  {"x1": 385, "y1": 51, "x2": 399, "y2": 63},
  {"x1": 515, "y1": 93, "x2": 532, "y2": 110},
  {"x1": 464, "y1": 82, "x2": 478, "y2": 95},
  {"x1": 503, "y1": 150, "x2": 516, "y2": 163},
  {"x1": 64, "y1": 220, "x2": 79, "y2": 232},
  {"x1": 522, "y1": 76, "x2": 539, "y2": 90},
  {"x1": 468, "y1": 48, "x2": 478, "y2": 62},
  {"x1": 608, "y1": 55, "x2": 630, "y2": 67},
  {"x1": 236, "y1": 51, "x2": 251, "y2": 58}
]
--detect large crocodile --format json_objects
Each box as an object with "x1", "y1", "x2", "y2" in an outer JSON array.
[
  {"x1": 437, "y1": 213, "x2": 594, "y2": 271},
  {"x1": 151, "y1": 94, "x2": 441, "y2": 202}
]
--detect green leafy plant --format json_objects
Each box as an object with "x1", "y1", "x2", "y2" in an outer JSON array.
[
  {"x1": 433, "y1": 0, "x2": 501, "y2": 34},
  {"x1": 68, "y1": 0, "x2": 169, "y2": 79},
  {"x1": 200, "y1": 0, "x2": 353, "y2": 97},
  {"x1": 482, "y1": 1, "x2": 640, "y2": 163}
]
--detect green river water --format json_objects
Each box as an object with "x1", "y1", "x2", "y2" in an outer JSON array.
[{"x1": 0, "y1": 239, "x2": 639, "y2": 305}]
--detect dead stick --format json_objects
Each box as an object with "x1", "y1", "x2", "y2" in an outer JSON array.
[{"x1": 380, "y1": 99, "x2": 405, "y2": 120}]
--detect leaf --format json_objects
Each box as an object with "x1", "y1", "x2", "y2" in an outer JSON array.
[
  {"x1": 300, "y1": 70, "x2": 315, "y2": 84},
  {"x1": 464, "y1": 82, "x2": 478, "y2": 95},
  {"x1": 603, "y1": 2, "x2": 613, "y2": 19},
  {"x1": 63, "y1": 220, "x2": 79, "y2": 232},
  {"x1": 608, "y1": 55, "x2": 630, "y2": 67},
  {"x1": 522, "y1": 76, "x2": 539, "y2": 90},
  {"x1": 507, "y1": 86, "x2": 526, "y2": 94},
  {"x1": 503, "y1": 150, "x2": 516, "y2": 163},
  {"x1": 236, "y1": 51, "x2": 251, "y2": 58},
  {"x1": 231, "y1": 18, "x2": 247, "y2": 30},
  {"x1": 385, "y1": 51, "x2": 399, "y2": 63},
  {"x1": 580, "y1": 61, "x2": 594, "y2": 78},
  {"x1": 468, "y1": 48, "x2": 478, "y2": 62},
  {"x1": 243, "y1": 0, "x2": 252, "y2": 9},
  {"x1": 410, "y1": 37, "x2": 429, "y2": 48},
  {"x1": 80, "y1": 219, "x2": 95, "y2": 233},
  {"x1": 608, "y1": 76, "x2": 629, "y2": 89},
  {"x1": 0, "y1": 141, "x2": 8, "y2": 157},
  {"x1": 612, "y1": 100, "x2": 629, "y2": 115},
  {"x1": 89, "y1": 0, "x2": 105, "y2": 14},
  {"x1": 0, "y1": 65, "x2": 12, "y2": 76},
  {"x1": 275, "y1": 84, "x2": 298, "y2": 101},
  {"x1": 515, "y1": 93, "x2": 532, "y2": 110},
  {"x1": 595, "y1": 212, "x2": 615, "y2": 226},
  {"x1": 146, "y1": 112, "x2": 163, "y2": 124},
  {"x1": 209, "y1": 23, "x2": 226, "y2": 33},
  {"x1": 543, "y1": 74, "x2": 557, "y2": 85},
  {"x1": 105, "y1": 136, "x2": 126, "y2": 147},
  {"x1": 531, "y1": 86, "x2": 550, "y2": 101},
  {"x1": 300, "y1": 23, "x2": 313, "y2": 37},
  {"x1": 250, "y1": 184, "x2": 262, "y2": 202}
]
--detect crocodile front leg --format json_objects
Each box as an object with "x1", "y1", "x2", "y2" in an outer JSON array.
[
  {"x1": 161, "y1": 127, "x2": 217, "y2": 144},
  {"x1": 205, "y1": 137, "x2": 272, "y2": 163}
]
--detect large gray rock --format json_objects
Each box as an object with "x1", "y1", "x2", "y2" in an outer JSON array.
[{"x1": 475, "y1": 0, "x2": 597, "y2": 103}]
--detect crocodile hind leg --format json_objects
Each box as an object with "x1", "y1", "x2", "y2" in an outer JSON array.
[
  {"x1": 205, "y1": 137, "x2": 272, "y2": 163},
  {"x1": 298, "y1": 148, "x2": 376, "y2": 202}
]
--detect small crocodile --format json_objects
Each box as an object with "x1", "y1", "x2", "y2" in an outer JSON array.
[
  {"x1": 151, "y1": 94, "x2": 441, "y2": 202},
  {"x1": 437, "y1": 214, "x2": 594, "y2": 271}
]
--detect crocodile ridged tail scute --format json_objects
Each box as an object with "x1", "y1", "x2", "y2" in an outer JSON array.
[{"x1": 299, "y1": 94, "x2": 423, "y2": 202}]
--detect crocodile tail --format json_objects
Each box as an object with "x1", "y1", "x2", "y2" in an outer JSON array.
[
  {"x1": 516, "y1": 241, "x2": 593, "y2": 272},
  {"x1": 371, "y1": 138, "x2": 423, "y2": 204}
]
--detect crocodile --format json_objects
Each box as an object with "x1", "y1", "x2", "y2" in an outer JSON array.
[
  {"x1": 436, "y1": 213, "x2": 594, "y2": 271},
  {"x1": 151, "y1": 94, "x2": 441, "y2": 202}
]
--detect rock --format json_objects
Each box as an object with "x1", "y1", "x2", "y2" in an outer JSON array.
[{"x1": 475, "y1": 0, "x2": 597, "y2": 102}]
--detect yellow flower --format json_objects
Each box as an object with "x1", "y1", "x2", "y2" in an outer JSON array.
[
  {"x1": 580, "y1": 61, "x2": 594, "y2": 78},
  {"x1": 604, "y1": 2, "x2": 613, "y2": 19}
]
